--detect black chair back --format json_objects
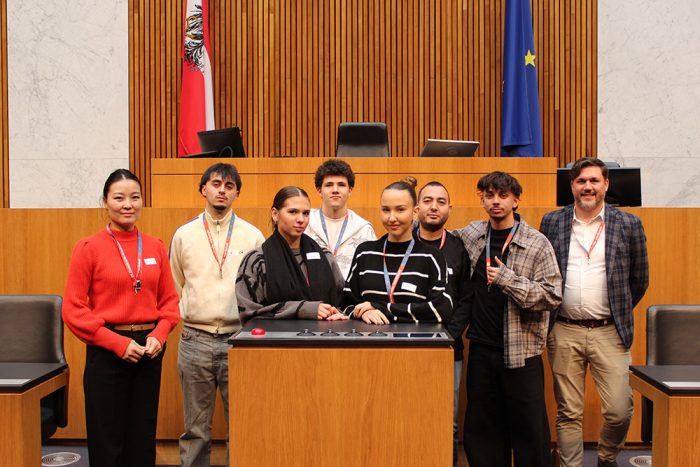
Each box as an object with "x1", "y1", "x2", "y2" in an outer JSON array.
[
  {"x1": 336, "y1": 122, "x2": 390, "y2": 157},
  {"x1": 0, "y1": 295, "x2": 65, "y2": 363},
  {"x1": 641, "y1": 304, "x2": 700, "y2": 442},
  {"x1": 0, "y1": 295, "x2": 68, "y2": 438}
]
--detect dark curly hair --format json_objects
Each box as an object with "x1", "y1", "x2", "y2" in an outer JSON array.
[{"x1": 314, "y1": 159, "x2": 356, "y2": 188}]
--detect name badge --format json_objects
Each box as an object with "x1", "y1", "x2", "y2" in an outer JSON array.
[
  {"x1": 306, "y1": 252, "x2": 321, "y2": 260},
  {"x1": 401, "y1": 282, "x2": 417, "y2": 293},
  {"x1": 144, "y1": 258, "x2": 157, "y2": 265},
  {"x1": 447, "y1": 267, "x2": 454, "y2": 275}
]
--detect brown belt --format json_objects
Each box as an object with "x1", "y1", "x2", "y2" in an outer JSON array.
[
  {"x1": 109, "y1": 323, "x2": 156, "y2": 331},
  {"x1": 556, "y1": 316, "x2": 614, "y2": 328}
]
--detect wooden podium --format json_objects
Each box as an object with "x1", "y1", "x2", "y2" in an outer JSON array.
[
  {"x1": 152, "y1": 157, "x2": 557, "y2": 209},
  {"x1": 228, "y1": 321, "x2": 453, "y2": 466}
]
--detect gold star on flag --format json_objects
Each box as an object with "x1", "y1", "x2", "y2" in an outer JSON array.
[{"x1": 525, "y1": 50, "x2": 536, "y2": 67}]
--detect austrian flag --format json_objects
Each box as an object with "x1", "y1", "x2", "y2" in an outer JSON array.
[{"x1": 178, "y1": 0, "x2": 215, "y2": 156}]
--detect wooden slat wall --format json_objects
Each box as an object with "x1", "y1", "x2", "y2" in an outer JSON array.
[
  {"x1": 0, "y1": 0, "x2": 8, "y2": 207},
  {"x1": 129, "y1": 0, "x2": 597, "y2": 204}
]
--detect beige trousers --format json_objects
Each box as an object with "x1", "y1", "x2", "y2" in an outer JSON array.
[{"x1": 547, "y1": 321, "x2": 633, "y2": 467}]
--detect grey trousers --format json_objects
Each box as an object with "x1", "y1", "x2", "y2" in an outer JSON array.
[{"x1": 178, "y1": 326, "x2": 232, "y2": 467}]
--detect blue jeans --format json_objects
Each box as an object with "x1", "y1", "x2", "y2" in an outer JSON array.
[
  {"x1": 454, "y1": 360, "x2": 463, "y2": 467},
  {"x1": 178, "y1": 326, "x2": 231, "y2": 467}
]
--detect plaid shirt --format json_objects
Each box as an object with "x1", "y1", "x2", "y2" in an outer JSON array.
[
  {"x1": 454, "y1": 214, "x2": 562, "y2": 368},
  {"x1": 539, "y1": 204, "x2": 649, "y2": 348}
]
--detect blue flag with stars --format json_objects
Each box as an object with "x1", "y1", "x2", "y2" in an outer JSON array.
[{"x1": 501, "y1": 0, "x2": 543, "y2": 157}]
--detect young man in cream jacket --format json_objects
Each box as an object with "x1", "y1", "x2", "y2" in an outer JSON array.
[{"x1": 170, "y1": 162, "x2": 264, "y2": 467}]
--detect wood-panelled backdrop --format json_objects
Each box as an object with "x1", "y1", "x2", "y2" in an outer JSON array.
[
  {"x1": 0, "y1": 0, "x2": 8, "y2": 208},
  {"x1": 129, "y1": 0, "x2": 597, "y2": 205}
]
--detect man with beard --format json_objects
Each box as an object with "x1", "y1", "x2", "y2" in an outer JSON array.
[
  {"x1": 414, "y1": 181, "x2": 472, "y2": 467},
  {"x1": 540, "y1": 158, "x2": 648, "y2": 467},
  {"x1": 170, "y1": 163, "x2": 265, "y2": 467},
  {"x1": 454, "y1": 171, "x2": 561, "y2": 467},
  {"x1": 305, "y1": 159, "x2": 376, "y2": 278}
]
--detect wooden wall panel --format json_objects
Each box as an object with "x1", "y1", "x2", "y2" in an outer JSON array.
[
  {"x1": 1, "y1": 207, "x2": 698, "y2": 443},
  {"x1": 0, "y1": 0, "x2": 8, "y2": 207},
  {"x1": 129, "y1": 0, "x2": 597, "y2": 205}
]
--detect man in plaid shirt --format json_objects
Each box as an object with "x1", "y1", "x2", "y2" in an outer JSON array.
[
  {"x1": 454, "y1": 171, "x2": 562, "y2": 467},
  {"x1": 540, "y1": 158, "x2": 649, "y2": 467}
]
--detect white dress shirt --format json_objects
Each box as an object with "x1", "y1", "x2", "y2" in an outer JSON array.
[{"x1": 560, "y1": 206, "x2": 611, "y2": 320}]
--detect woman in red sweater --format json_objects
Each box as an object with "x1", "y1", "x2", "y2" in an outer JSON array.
[{"x1": 62, "y1": 169, "x2": 179, "y2": 467}]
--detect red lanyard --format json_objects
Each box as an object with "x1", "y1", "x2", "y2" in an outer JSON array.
[
  {"x1": 438, "y1": 230, "x2": 446, "y2": 249},
  {"x1": 485, "y1": 222, "x2": 519, "y2": 284},
  {"x1": 203, "y1": 213, "x2": 235, "y2": 278},
  {"x1": 106, "y1": 225, "x2": 142, "y2": 294},
  {"x1": 573, "y1": 218, "x2": 605, "y2": 262},
  {"x1": 414, "y1": 228, "x2": 446, "y2": 249}
]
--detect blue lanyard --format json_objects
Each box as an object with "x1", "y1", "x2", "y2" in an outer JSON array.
[
  {"x1": 106, "y1": 225, "x2": 143, "y2": 294},
  {"x1": 382, "y1": 238, "x2": 416, "y2": 304},
  {"x1": 319, "y1": 210, "x2": 349, "y2": 256}
]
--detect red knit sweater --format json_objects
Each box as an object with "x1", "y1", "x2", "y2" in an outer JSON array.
[{"x1": 62, "y1": 227, "x2": 180, "y2": 357}]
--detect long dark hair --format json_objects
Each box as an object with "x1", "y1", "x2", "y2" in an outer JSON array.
[{"x1": 102, "y1": 169, "x2": 142, "y2": 201}]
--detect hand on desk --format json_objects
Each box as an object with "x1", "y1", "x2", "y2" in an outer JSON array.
[
  {"x1": 353, "y1": 303, "x2": 390, "y2": 325},
  {"x1": 317, "y1": 303, "x2": 348, "y2": 320}
]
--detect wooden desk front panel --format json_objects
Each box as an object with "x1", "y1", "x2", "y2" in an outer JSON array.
[
  {"x1": 0, "y1": 370, "x2": 68, "y2": 467},
  {"x1": 230, "y1": 347, "x2": 452, "y2": 467},
  {"x1": 1, "y1": 207, "x2": 699, "y2": 443},
  {"x1": 151, "y1": 157, "x2": 557, "y2": 208},
  {"x1": 630, "y1": 374, "x2": 700, "y2": 466}
]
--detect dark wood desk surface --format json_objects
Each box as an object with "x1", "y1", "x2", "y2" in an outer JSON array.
[
  {"x1": 630, "y1": 365, "x2": 700, "y2": 396},
  {"x1": 230, "y1": 320, "x2": 453, "y2": 348},
  {"x1": 0, "y1": 362, "x2": 68, "y2": 393}
]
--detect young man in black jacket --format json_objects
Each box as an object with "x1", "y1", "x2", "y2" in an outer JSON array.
[{"x1": 414, "y1": 181, "x2": 472, "y2": 467}]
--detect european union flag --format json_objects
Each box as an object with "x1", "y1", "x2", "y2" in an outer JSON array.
[{"x1": 501, "y1": 0, "x2": 543, "y2": 157}]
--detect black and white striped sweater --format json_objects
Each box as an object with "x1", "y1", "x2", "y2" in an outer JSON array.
[{"x1": 340, "y1": 235, "x2": 453, "y2": 323}]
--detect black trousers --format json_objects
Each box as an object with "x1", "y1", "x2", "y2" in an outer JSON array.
[
  {"x1": 83, "y1": 330, "x2": 164, "y2": 467},
  {"x1": 464, "y1": 342, "x2": 551, "y2": 467}
]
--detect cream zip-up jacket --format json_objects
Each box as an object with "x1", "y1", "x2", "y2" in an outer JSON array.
[{"x1": 170, "y1": 210, "x2": 265, "y2": 334}]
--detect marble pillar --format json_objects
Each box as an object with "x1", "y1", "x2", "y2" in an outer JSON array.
[
  {"x1": 598, "y1": 0, "x2": 700, "y2": 206},
  {"x1": 7, "y1": 0, "x2": 129, "y2": 207}
]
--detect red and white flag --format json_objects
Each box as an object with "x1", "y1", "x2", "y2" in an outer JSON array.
[{"x1": 178, "y1": 0, "x2": 215, "y2": 156}]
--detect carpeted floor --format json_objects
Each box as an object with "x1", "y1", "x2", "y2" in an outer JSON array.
[
  {"x1": 44, "y1": 444, "x2": 651, "y2": 466},
  {"x1": 41, "y1": 445, "x2": 226, "y2": 467}
]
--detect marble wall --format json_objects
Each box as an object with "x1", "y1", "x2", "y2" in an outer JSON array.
[
  {"x1": 7, "y1": 0, "x2": 129, "y2": 207},
  {"x1": 598, "y1": 0, "x2": 700, "y2": 207}
]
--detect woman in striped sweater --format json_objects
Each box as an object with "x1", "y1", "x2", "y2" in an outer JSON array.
[{"x1": 341, "y1": 179, "x2": 453, "y2": 324}]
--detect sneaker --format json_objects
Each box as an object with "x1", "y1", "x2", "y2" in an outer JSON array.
[{"x1": 597, "y1": 459, "x2": 619, "y2": 467}]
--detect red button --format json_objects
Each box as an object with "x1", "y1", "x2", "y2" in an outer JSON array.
[{"x1": 251, "y1": 327, "x2": 266, "y2": 336}]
